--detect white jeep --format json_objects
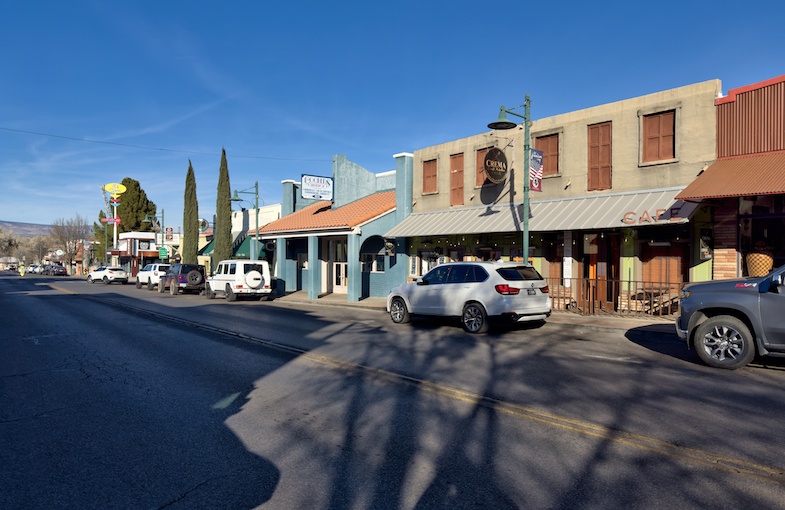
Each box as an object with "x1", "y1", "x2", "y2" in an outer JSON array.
[
  {"x1": 135, "y1": 263, "x2": 170, "y2": 290},
  {"x1": 206, "y1": 259, "x2": 273, "y2": 302}
]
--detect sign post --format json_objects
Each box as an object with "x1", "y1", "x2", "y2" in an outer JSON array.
[{"x1": 103, "y1": 182, "x2": 127, "y2": 262}]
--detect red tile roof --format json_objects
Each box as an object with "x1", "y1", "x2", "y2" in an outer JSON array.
[
  {"x1": 675, "y1": 151, "x2": 785, "y2": 200},
  {"x1": 258, "y1": 190, "x2": 396, "y2": 235}
]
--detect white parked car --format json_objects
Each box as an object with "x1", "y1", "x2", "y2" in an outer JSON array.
[
  {"x1": 135, "y1": 263, "x2": 170, "y2": 290},
  {"x1": 206, "y1": 259, "x2": 273, "y2": 302},
  {"x1": 87, "y1": 266, "x2": 129, "y2": 285},
  {"x1": 386, "y1": 261, "x2": 552, "y2": 333}
]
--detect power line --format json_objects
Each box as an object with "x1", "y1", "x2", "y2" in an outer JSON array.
[{"x1": 0, "y1": 126, "x2": 330, "y2": 162}]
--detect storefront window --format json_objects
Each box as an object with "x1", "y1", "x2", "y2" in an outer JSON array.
[{"x1": 740, "y1": 196, "x2": 785, "y2": 274}]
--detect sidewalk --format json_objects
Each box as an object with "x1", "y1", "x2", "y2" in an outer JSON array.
[{"x1": 274, "y1": 291, "x2": 676, "y2": 335}]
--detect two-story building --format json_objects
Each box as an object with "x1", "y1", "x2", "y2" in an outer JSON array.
[{"x1": 386, "y1": 80, "x2": 721, "y2": 314}]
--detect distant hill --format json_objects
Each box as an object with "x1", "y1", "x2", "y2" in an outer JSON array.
[{"x1": 0, "y1": 221, "x2": 52, "y2": 238}]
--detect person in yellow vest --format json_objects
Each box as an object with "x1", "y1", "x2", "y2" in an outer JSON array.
[{"x1": 19, "y1": 263, "x2": 25, "y2": 276}]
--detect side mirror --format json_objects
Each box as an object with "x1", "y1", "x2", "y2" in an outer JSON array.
[
  {"x1": 416, "y1": 278, "x2": 428, "y2": 286},
  {"x1": 773, "y1": 274, "x2": 783, "y2": 287}
]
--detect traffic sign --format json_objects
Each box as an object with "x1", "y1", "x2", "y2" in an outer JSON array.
[{"x1": 159, "y1": 246, "x2": 169, "y2": 258}]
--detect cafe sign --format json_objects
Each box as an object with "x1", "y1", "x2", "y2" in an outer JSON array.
[{"x1": 483, "y1": 148, "x2": 508, "y2": 184}]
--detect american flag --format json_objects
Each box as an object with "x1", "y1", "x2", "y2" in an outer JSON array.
[{"x1": 530, "y1": 149, "x2": 543, "y2": 180}]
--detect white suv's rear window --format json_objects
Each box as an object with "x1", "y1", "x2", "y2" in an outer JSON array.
[{"x1": 496, "y1": 266, "x2": 543, "y2": 281}]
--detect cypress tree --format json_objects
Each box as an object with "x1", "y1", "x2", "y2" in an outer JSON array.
[
  {"x1": 181, "y1": 161, "x2": 199, "y2": 265},
  {"x1": 213, "y1": 148, "x2": 233, "y2": 265}
]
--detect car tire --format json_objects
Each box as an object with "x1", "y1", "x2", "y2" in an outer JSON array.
[
  {"x1": 694, "y1": 315, "x2": 756, "y2": 370},
  {"x1": 226, "y1": 285, "x2": 236, "y2": 302},
  {"x1": 103, "y1": 277, "x2": 110, "y2": 285},
  {"x1": 159, "y1": 279, "x2": 166, "y2": 293},
  {"x1": 205, "y1": 285, "x2": 215, "y2": 299},
  {"x1": 147, "y1": 280, "x2": 154, "y2": 291},
  {"x1": 170, "y1": 282, "x2": 179, "y2": 295},
  {"x1": 186, "y1": 270, "x2": 203, "y2": 286},
  {"x1": 136, "y1": 279, "x2": 142, "y2": 289},
  {"x1": 87, "y1": 276, "x2": 93, "y2": 284},
  {"x1": 462, "y1": 302, "x2": 489, "y2": 334},
  {"x1": 389, "y1": 297, "x2": 410, "y2": 324}
]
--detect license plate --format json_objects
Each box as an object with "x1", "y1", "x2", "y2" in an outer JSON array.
[{"x1": 527, "y1": 289, "x2": 536, "y2": 295}]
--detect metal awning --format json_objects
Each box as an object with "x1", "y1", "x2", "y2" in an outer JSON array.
[
  {"x1": 385, "y1": 187, "x2": 698, "y2": 238},
  {"x1": 233, "y1": 235, "x2": 264, "y2": 259},
  {"x1": 675, "y1": 152, "x2": 785, "y2": 200},
  {"x1": 198, "y1": 239, "x2": 214, "y2": 256}
]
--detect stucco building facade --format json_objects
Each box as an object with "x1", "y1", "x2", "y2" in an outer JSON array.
[{"x1": 386, "y1": 80, "x2": 721, "y2": 314}]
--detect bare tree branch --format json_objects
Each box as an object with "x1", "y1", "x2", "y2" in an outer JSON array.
[{"x1": 49, "y1": 214, "x2": 91, "y2": 267}]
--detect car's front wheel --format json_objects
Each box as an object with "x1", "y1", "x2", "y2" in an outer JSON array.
[
  {"x1": 147, "y1": 280, "x2": 154, "y2": 291},
  {"x1": 205, "y1": 285, "x2": 215, "y2": 299},
  {"x1": 87, "y1": 276, "x2": 93, "y2": 284},
  {"x1": 694, "y1": 315, "x2": 756, "y2": 369},
  {"x1": 136, "y1": 279, "x2": 142, "y2": 289},
  {"x1": 389, "y1": 297, "x2": 410, "y2": 324},
  {"x1": 462, "y1": 302, "x2": 489, "y2": 334},
  {"x1": 158, "y1": 279, "x2": 166, "y2": 293}
]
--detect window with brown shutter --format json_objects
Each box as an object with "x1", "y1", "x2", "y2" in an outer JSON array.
[
  {"x1": 475, "y1": 147, "x2": 489, "y2": 186},
  {"x1": 450, "y1": 153, "x2": 464, "y2": 206},
  {"x1": 423, "y1": 159, "x2": 437, "y2": 194},
  {"x1": 535, "y1": 134, "x2": 559, "y2": 176},
  {"x1": 588, "y1": 122, "x2": 612, "y2": 191},
  {"x1": 642, "y1": 110, "x2": 675, "y2": 163}
]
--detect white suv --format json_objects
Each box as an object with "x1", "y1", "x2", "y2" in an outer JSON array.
[
  {"x1": 135, "y1": 263, "x2": 170, "y2": 290},
  {"x1": 206, "y1": 259, "x2": 273, "y2": 302},
  {"x1": 387, "y1": 261, "x2": 552, "y2": 333}
]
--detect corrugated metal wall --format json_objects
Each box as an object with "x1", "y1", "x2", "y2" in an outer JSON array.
[{"x1": 717, "y1": 78, "x2": 785, "y2": 157}]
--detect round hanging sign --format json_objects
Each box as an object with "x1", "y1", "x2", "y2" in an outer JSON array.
[{"x1": 483, "y1": 148, "x2": 508, "y2": 184}]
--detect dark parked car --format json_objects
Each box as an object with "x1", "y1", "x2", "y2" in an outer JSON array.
[
  {"x1": 676, "y1": 264, "x2": 785, "y2": 369},
  {"x1": 51, "y1": 265, "x2": 68, "y2": 276},
  {"x1": 159, "y1": 263, "x2": 206, "y2": 295}
]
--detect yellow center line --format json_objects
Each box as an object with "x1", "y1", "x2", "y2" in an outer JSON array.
[
  {"x1": 296, "y1": 350, "x2": 785, "y2": 484},
  {"x1": 50, "y1": 285, "x2": 785, "y2": 484}
]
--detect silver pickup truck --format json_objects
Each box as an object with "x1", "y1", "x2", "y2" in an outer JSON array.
[{"x1": 676, "y1": 264, "x2": 785, "y2": 369}]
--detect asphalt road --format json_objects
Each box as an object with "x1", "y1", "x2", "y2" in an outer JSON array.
[{"x1": 2, "y1": 273, "x2": 785, "y2": 509}]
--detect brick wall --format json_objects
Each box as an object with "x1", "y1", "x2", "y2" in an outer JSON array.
[{"x1": 712, "y1": 200, "x2": 738, "y2": 279}]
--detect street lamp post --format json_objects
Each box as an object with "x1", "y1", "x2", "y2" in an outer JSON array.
[
  {"x1": 488, "y1": 94, "x2": 531, "y2": 262},
  {"x1": 142, "y1": 209, "x2": 165, "y2": 260},
  {"x1": 232, "y1": 181, "x2": 261, "y2": 260}
]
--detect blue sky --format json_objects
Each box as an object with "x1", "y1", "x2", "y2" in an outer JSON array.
[{"x1": 1, "y1": 0, "x2": 783, "y2": 231}]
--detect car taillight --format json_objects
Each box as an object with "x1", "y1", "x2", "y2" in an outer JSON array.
[
  {"x1": 541, "y1": 285, "x2": 549, "y2": 294},
  {"x1": 495, "y1": 284, "x2": 520, "y2": 295}
]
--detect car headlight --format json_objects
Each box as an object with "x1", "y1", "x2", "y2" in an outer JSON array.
[{"x1": 679, "y1": 289, "x2": 690, "y2": 299}]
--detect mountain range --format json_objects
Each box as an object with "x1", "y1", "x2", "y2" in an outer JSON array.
[{"x1": 0, "y1": 221, "x2": 53, "y2": 238}]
